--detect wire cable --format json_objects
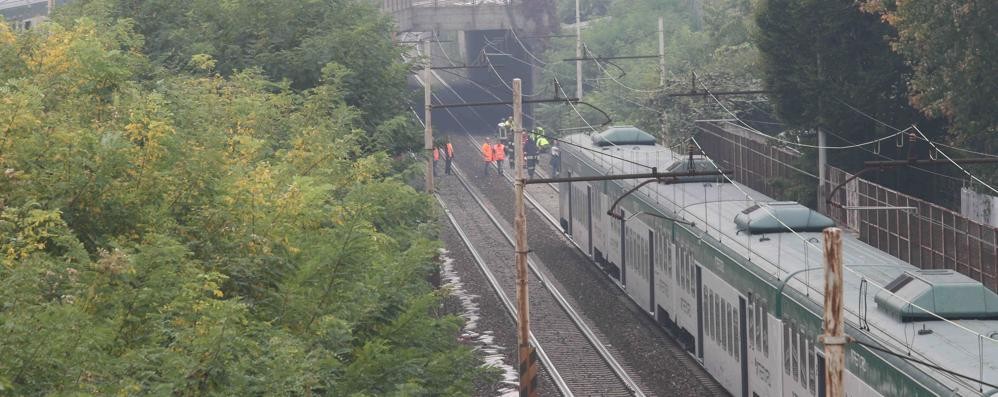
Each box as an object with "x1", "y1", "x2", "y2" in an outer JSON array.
[
  {"x1": 508, "y1": 28, "x2": 549, "y2": 66},
  {"x1": 912, "y1": 126, "x2": 998, "y2": 196},
  {"x1": 694, "y1": 72, "x2": 909, "y2": 150},
  {"x1": 584, "y1": 44, "x2": 667, "y2": 94}
]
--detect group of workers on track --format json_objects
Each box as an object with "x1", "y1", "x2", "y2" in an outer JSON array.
[
  {"x1": 431, "y1": 116, "x2": 562, "y2": 179},
  {"x1": 488, "y1": 117, "x2": 560, "y2": 178}
]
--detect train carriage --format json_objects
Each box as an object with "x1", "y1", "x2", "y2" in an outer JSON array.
[{"x1": 557, "y1": 126, "x2": 998, "y2": 397}]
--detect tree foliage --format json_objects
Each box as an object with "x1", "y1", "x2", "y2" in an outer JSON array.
[
  {"x1": 753, "y1": 0, "x2": 929, "y2": 144},
  {"x1": 537, "y1": 0, "x2": 766, "y2": 142},
  {"x1": 55, "y1": 0, "x2": 416, "y2": 143},
  {"x1": 860, "y1": 0, "x2": 998, "y2": 144},
  {"x1": 0, "y1": 9, "x2": 484, "y2": 395}
]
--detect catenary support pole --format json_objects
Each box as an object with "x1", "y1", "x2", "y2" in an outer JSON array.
[
  {"x1": 821, "y1": 227, "x2": 845, "y2": 397},
  {"x1": 513, "y1": 79, "x2": 537, "y2": 397},
  {"x1": 818, "y1": 127, "x2": 827, "y2": 212},
  {"x1": 658, "y1": 16, "x2": 667, "y2": 139},
  {"x1": 575, "y1": 0, "x2": 583, "y2": 99},
  {"x1": 658, "y1": 16, "x2": 666, "y2": 87},
  {"x1": 424, "y1": 40, "x2": 434, "y2": 193}
]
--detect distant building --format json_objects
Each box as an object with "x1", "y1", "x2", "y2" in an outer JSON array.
[{"x1": 1, "y1": 0, "x2": 70, "y2": 30}]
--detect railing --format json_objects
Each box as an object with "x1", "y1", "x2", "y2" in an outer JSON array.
[
  {"x1": 382, "y1": 0, "x2": 511, "y2": 13},
  {"x1": 824, "y1": 166, "x2": 998, "y2": 291}
]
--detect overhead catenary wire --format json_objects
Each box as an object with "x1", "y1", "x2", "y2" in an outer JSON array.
[
  {"x1": 412, "y1": 38, "x2": 665, "y2": 171},
  {"x1": 693, "y1": 71, "x2": 908, "y2": 150},
  {"x1": 507, "y1": 27, "x2": 549, "y2": 66},
  {"x1": 584, "y1": 44, "x2": 667, "y2": 94},
  {"x1": 912, "y1": 126, "x2": 998, "y2": 196},
  {"x1": 828, "y1": 98, "x2": 998, "y2": 188}
]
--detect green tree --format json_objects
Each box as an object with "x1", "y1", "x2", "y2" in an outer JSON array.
[
  {"x1": 56, "y1": 0, "x2": 416, "y2": 150},
  {"x1": 0, "y1": 14, "x2": 488, "y2": 395},
  {"x1": 861, "y1": 0, "x2": 998, "y2": 145}
]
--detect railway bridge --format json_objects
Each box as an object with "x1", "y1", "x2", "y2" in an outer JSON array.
[{"x1": 381, "y1": 0, "x2": 555, "y2": 129}]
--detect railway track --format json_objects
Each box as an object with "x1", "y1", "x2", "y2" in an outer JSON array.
[
  {"x1": 456, "y1": 132, "x2": 730, "y2": 396},
  {"x1": 435, "y1": 162, "x2": 645, "y2": 396}
]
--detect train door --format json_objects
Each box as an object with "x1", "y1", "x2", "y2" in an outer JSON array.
[
  {"x1": 648, "y1": 230, "x2": 655, "y2": 314},
  {"x1": 586, "y1": 185, "x2": 592, "y2": 256},
  {"x1": 696, "y1": 265, "x2": 703, "y2": 360}
]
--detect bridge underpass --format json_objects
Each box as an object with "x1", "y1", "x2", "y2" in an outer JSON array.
[{"x1": 384, "y1": 1, "x2": 553, "y2": 133}]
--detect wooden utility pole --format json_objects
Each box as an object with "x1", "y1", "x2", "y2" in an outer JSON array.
[
  {"x1": 513, "y1": 79, "x2": 537, "y2": 397},
  {"x1": 821, "y1": 227, "x2": 845, "y2": 397},
  {"x1": 423, "y1": 40, "x2": 434, "y2": 193}
]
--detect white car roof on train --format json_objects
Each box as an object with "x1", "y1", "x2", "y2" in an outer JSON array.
[{"x1": 561, "y1": 133, "x2": 998, "y2": 394}]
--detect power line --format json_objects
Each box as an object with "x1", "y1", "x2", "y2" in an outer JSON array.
[
  {"x1": 585, "y1": 44, "x2": 666, "y2": 94},
  {"x1": 694, "y1": 72, "x2": 908, "y2": 150},
  {"x1": 912, "y1": 126, "x2": 998, "y2": 196}
]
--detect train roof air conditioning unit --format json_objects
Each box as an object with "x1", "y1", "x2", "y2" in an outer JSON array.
[
  {"x1": 733, "y1": 202, "x2": 835, "y2": 234},
  {"x1": 875, "y1": 269, "x2": 998, "y2": 322},
  {"x1": 592, "y1": 126, "x2": 657, "y2": 147}
]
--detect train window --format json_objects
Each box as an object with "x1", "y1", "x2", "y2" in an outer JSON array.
[
  {"x1": 714, "y1": 293, "x2": 721, "y2": 345},
  {"x1": 808, "y1": 339, "x2": 816, "y2": 395},
  {"x1": 747, "y1": 297, "x2": 754, "y2": 351},
  {"x1": 792, "y1": 328, "x2": 800, "y2": 382},
  {"x1": 762, "y1": 301, "x2": 769, "y2": 357},
  {"x1": 783, "y1": 323, "x2": 791, "y2": 376},
  {"x1": 733, "y1": 305, "x2": 739, "y2": 362},
  {"x1": 686, "y1": 253, "x2": 694, "y2": 294},
  {"x1": 753, "y1": 299, "x2": 761, "y2": 350},
  {"x1": 799, "y1": 331, "x2": 807, "y2": 387},
  {"x1": 706, "y1": 290, "x2": 713, "y2": 341},
  {"x1": 713, "y1": 292, "x2": 720, "y2": 343},
  {"x1": 717, "y1": 299, "x2": 728, "y2": 351},
  {"x1": 727, "y1": 304, "x2": 735, "y2": 356}
]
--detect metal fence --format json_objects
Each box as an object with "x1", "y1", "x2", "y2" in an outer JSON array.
[
  {"x1": 695, "y1": 120, "x2": 998, "y2": 292},
  {"x1": 824, "y1": 167, "x2": 998, "y2": 291},
  {"x1": 694, "y1": 120, "x2": 816, "y2": 202}
]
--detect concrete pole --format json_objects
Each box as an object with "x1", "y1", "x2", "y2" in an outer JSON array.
[
  {"x1": 658, "y1": 16, "x2": 667, "y2": 140},
  {"x1": 513, "y1": 79, "x2": 537, "y2": 397},
  {"x1": 818, "y1": 128, "x2": 827, "y2": 211},
  {"x1": 821, "y1": 227, "x2": 845, "y2": 397},
  {"x1": 575, "y1": 0, "x2": 583, "y2": 99},
  {"x1": 424, "y1": 40, "x2": 434, "y2": 194},
  {"x1": 658, "y1": 16, "x2": 666, "y2": 87}
]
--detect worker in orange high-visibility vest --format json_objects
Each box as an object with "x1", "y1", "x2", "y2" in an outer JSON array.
[
  {"x1": 481, "y1": 138, "x2": 495, "y2": 176},
  {"x1": 432, "y1": 147, "x2": 440, "y2": 176},
  {"x1": 493, "y1": 141, "x2": 506, "y2": 176},
  {"x1": 444, "y1": 141, "x2": 455, "y2": 175}
]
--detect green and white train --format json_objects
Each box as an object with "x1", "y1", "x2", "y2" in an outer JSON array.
[{"x1": 558, "y1": 126, "x2": 998, "y2": 397}]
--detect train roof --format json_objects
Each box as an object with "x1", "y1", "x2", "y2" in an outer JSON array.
[{"x1": 561, "y1": 132, "x2": 998, "y2": 394}]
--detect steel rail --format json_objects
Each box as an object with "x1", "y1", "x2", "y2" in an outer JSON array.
[
  {"x1": 449, "y1": 164, "x2": 641, "y2": 394},
  {"x1": 461, "y1": 133, "x2": 730, "y2": 396},
  {"x1": 434, "y1": 194, "x2": 573, "y2": 397},
  {"x1": 448, "y1": 164, "x2": 647, "y2": 397}
]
